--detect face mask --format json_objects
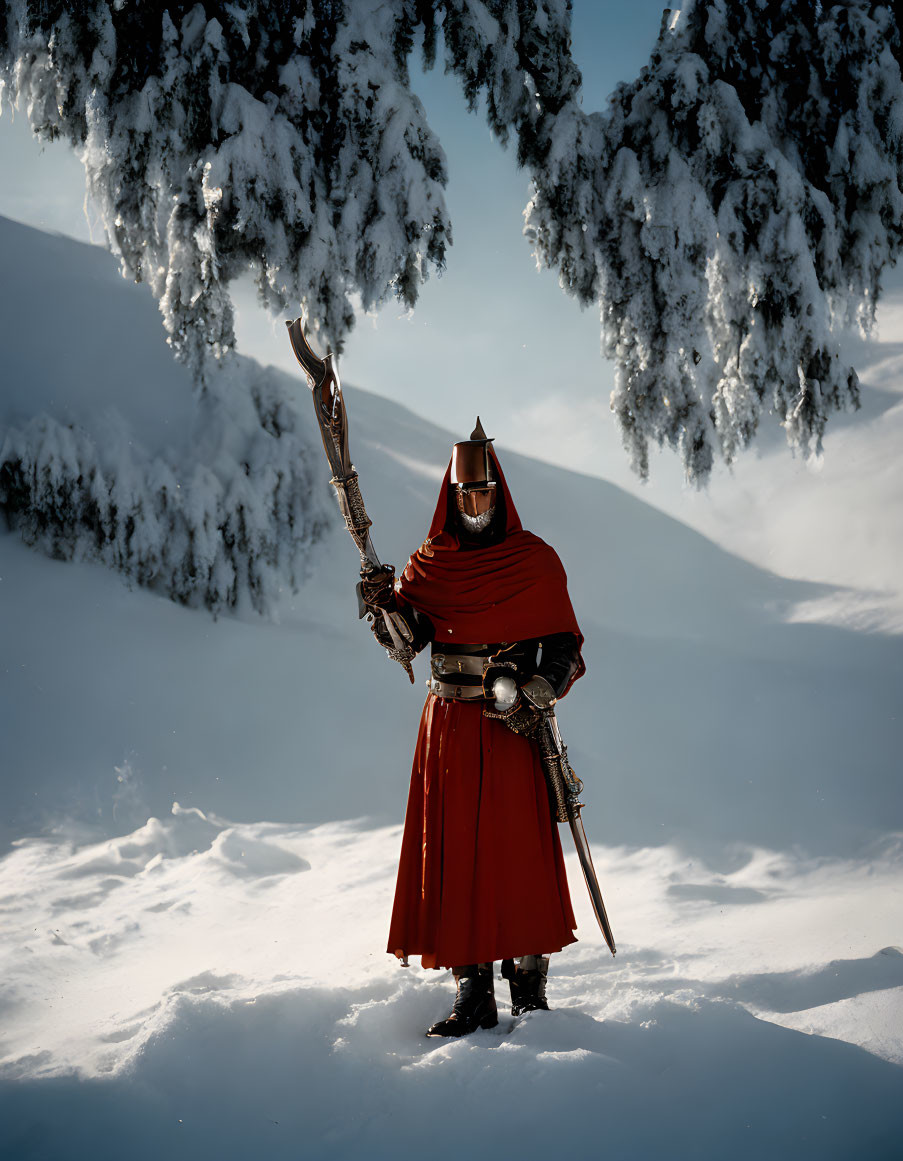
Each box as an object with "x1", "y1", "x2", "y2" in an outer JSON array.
[{"x1": 454, "y1": 484, "x2": 496, "y2": 534}]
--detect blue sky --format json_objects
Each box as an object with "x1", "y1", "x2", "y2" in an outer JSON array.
[{"x1": 0, "y1": 1, "x2": 901, "y2": 631}]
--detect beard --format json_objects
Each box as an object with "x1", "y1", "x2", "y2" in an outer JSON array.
[{"x1": 458, "y1": 506, "x2": 495, "y2": 534}]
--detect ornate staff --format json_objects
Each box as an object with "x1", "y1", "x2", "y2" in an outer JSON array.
[{"x1": 285, "y1": 317, "x2": 416, "y2": 682}]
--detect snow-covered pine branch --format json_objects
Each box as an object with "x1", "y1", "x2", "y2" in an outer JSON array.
[
  {"x1": 0, "y1": 2, "x2": 448, "y2": 610},
  {"x1": 521, "y1": 0, "x2": 903, "y2": 480},
  {"x1": 2, "y1": 1, "x2": 901, "y2": 485},
  {"x1": 421, "y1": 1, "x2": 902, "y2": 480},
  {"x1": 0, "y1": 353, "x2": 329, "y2": 615},
  {"x1": 0, "y1": 0, "x2": 451, "y2": 375}
]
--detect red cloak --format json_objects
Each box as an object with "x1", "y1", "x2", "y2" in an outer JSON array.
[{"x1": 387, "y1": 449, "x2": 583, "y2": 968}]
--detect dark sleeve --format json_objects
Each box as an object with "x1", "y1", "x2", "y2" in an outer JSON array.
[
  {"x1": 370, "y1": 599, "x2": 435, "y2": 656},
  {"x1": 536, "y1": 632, "x2": 582, "y2": 699}
]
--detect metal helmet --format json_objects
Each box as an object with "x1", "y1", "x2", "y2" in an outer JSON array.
[
  {"x1": 451, "y1": 417, "x2": 495, "y2": 486},
  {"x1": 451, "y1": 418, "x2": 497, "y2": 529}
]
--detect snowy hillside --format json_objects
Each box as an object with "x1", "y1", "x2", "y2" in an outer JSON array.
[
  {"x1": 0, "y1": 215, "x2": 329, "y2": 615},
  {"x1": 1, "y1": 215, "x2": 899, "y2": 858},
  {"x1": 1, "y1": 218, "x2": 901, "y2": 1158}
]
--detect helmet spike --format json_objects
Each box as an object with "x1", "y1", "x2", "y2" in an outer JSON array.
[{"x1": 470, "y1": 416, "x2": 489, "y2": 442}]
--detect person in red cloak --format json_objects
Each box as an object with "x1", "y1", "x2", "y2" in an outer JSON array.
[{"x1": 360, "y1": 420, "x2": 585, "y2": 1037}]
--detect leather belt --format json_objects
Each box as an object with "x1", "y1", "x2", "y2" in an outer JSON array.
[
  {"x1": 432, "y1": 642, "x2": 506, "y2": 656},
  {"x1": 428, "y1": 678, "x2": 486, "y2": 700},
  {"x1": 430, "y1": 653, "x2": 486, "y2": 678}
]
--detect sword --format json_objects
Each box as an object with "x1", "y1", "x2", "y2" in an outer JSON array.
[
  {"x1": 542, "y1": 710, "x2": 617, "y2": 956},
  {"x1": 484, "y1": 676, "x2": 616, "y2": 956},
  {"x1": 285, "y1": 317, "x2": 416, "y2": 682}
]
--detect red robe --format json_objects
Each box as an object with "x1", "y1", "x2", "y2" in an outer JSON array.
[{"x1": 387, "y1": 450, "x2": 584, "y2": 969}]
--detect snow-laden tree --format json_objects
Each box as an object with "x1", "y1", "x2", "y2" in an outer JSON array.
[
  {"x1": 523, "y1": 0, "x2": 903, "y2": 479},
  {"x1": 1, "y1": 0, "x2": 902, "y2": 511},
  {"x1": 0, "y1": 0, "x2": 455, "y2": 377},
  {"x1": 0, "y1": 353, "x2": 330, "y2": 615}
]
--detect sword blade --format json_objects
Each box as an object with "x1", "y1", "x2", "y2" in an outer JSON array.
[
  {"x1": 567, "y1": 808, "x2": 617, "y2": 956},
  {"x1": 534, "y1": 712, "x2": 616, "y2": 955}
]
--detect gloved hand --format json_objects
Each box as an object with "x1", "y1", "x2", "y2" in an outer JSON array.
[{"x1": 359, "y1": 564, "x2": 397, "y2": 611}]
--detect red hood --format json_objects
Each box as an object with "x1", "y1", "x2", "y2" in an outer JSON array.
[
  {"x1": 422, "y1": 445, "x2": 522, "y2": 546},
  {"x1": 398, "y1": 446, "x2": 584, "y2": 694}
]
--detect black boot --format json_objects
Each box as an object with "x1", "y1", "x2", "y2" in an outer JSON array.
[
  {"x1": 426, "y1": 965, "x2": 499, "y2": 1037},
  {"x1": 501, "y1": 955, "x2": 550, "y2": 1016}
]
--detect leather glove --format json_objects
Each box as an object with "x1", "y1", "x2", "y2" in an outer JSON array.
[{"x1": 359, "y1": 564, "x2": 397, "y2": 611}]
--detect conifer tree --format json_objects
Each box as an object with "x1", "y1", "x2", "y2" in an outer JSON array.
[
  {"x1": 524, "y1": 1, "x2": 903, "y2": 478},
  {"x1": 4, "y1": 1, "x2": 899, "y2": 479},
  {"x1": 1, "y1": 1, "x2": 901, "y2": 607}
]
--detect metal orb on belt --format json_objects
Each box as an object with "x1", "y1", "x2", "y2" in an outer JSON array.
[{"x1": 452, "y1": 417, "x2": 497, "y2": 527}]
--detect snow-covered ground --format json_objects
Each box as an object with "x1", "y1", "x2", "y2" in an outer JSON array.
[
  {"x1": 0, "y1": 799, "x2": 901, "y2": 1159},
  {"x1": 1, "y1": 218, "x2": 901, "y2": 1158}
]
